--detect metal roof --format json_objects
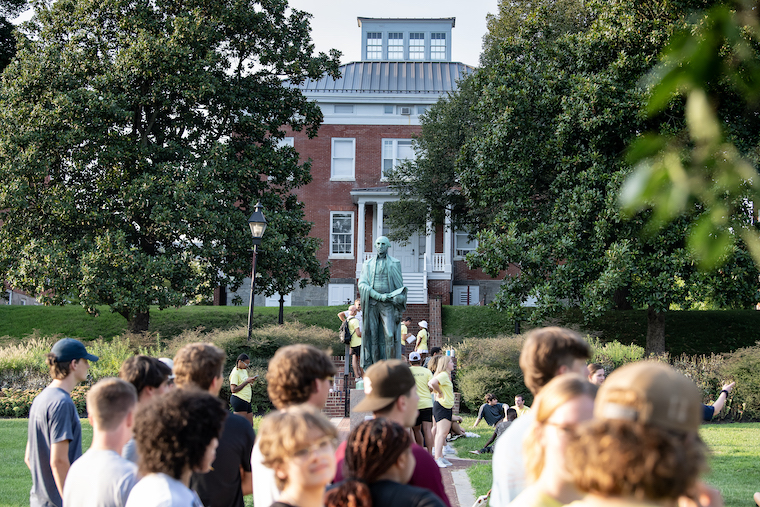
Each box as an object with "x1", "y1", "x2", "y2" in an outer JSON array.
[
  {"x1": 290, "y1": 61, "x2": 474, "y2": 94},
  {"x1": 357, "y1": 17, "x2": 456, "y2": 27}
]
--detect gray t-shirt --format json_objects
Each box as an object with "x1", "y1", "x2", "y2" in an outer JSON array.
[
  {"x1": 63, "y1": 449, "x2": 138, "y2": 507},
  {"x1": 121, "y1": 438, "x2": 138, "y2": 464},
  {"x1": 28, "y1": 386, "x2": 82, "y2": 507}
]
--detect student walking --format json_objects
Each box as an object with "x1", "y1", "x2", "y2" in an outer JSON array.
[{"x1": 428, "y1": 355, "x2": 455, "y2": 468}]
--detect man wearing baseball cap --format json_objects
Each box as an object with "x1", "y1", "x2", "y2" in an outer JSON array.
[
  {"x1": 333, "y1": 359, "x2": 451, "y2": 507},
  {"x1": 565, "y1": 361, "x2": 720, "y2": 507},
  {"x1": 25, "y1": 338, "x2": 98, "y2": 507},
  {"x1": 409, "y1": 351, "x2": 434, "y2": 454}
]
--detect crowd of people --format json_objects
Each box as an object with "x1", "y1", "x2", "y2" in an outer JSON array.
[{"x1": 25, "y1": 322, "x2": 743, "y2": 507}]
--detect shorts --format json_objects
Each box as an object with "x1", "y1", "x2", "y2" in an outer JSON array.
[
  {"x1": 351, "y1": 346, "x2": 361, "y2": 357},
  {"x1": 230, "y1": 395, "x2": 252, "y2": 413},
  {"x1": 433, "y1": 402, "x2": 453, "y2": 422},
  {"x1": 415, "y1": 407, "x2": 433, "y2": 426}
]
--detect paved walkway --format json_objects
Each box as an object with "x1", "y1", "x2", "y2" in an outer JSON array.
[{"x1": 331, "y1": 417, "x2": 483, "y2": 507}]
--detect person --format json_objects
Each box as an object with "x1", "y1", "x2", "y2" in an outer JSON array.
[
  {"x1": 173, "y1": 343, "x2": 255, "y2": 507},
  {"x1": 415, "y1": 321, "x2": 429, "y2": 355},
  {"x1": 63, "y1": 378, "x2": 139, "y2": 507},
  {"x1": 586, "y1": 363, "x2": 605, "y2": 386},
  {"x1": 345, "y1": 305, "x2": 364, "y2": 380},
  {"x1": 703, "y1": 381, "x2": 735, "y2": 420},
  {"x1": 337, "y1": 298, "x2": 363, "y2": 330},
  {"x1": 358, "y1": 236, "x2": 407, "y2": 368},
  {"x1": 229, "y1": 353, "x2": 257, "y2": 425},
  {"x1": 26, "y1": 338, "x2": 99, "y2": 507},
  {"x1": 401, "y1": 317, "x2": 413, "y2": 345},
  {"x1": 470, "y1": 408, "x2": 517, "y2": 455},
  {"x1": 124, "y1": 388, "x2": 227, "y2": 507},
  {"x1": 409, "y1": 351, "x2": 435, "y2": 455},
  {"x1": 564, "y1": 361, "x2": 720, "y2": 507},
  {"x1": 335, "y1": 359, "x2": 451, "y2": 507},
  {"x1": 473, "y1": 394, "x2": 505, "y2": 427},
  {"x1": 490, "y1": 327, "x2": 591, "y2": 506},
  {"x1": 326, "y1": 419, "x2": 447, "y2": 507},
  {"x1": 423, "y1": 347, "x2": 442, "y2": 369},
  {"x1": 512, "y1": 394, "x2": 531, "y2": 417},
  {"x1": 508, "y1": 374, "x2": 597, "y2": 507},
  {"x1": 252, "y1": 344, "x2": 337, "y2": 507},
  {"x1": 428, "y1": 354, "x2": 455, "y2": 469},
  {"x1": 119, "y1": 355, "x2": 173, "y2": 463},
  {"x1": 258, "y1": 406, "x2": 338, "y2": 507}
]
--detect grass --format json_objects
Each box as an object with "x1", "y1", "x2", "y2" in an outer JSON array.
[{"x1": 0, "y1": 305, "x2": 346, "y2": 343}]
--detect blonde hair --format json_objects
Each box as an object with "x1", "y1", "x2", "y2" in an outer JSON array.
[
  {"x1": 524, "y1": 373, "x2": 597, "y2": 481},
  {"x1": 87, "y1": 378, "x2": 137, "y2": 431},
  {"x1": 433, "y1": 355, "x2": 451, "y2": 376},
  {"x1": 258, "y1": 405, "x2": 338, "y2": 489}
]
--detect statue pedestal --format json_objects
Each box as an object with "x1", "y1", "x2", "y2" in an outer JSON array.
[{"x1": 349, "y1": 389, "x2": 373, "y2": 430}]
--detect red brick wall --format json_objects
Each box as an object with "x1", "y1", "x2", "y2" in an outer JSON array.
[
  {"x1": 453, "y1": 260, "x2": 518, "y2": 281},
  {"x1": 428, "y1": 281, "x2": 451, "y2": 305}
]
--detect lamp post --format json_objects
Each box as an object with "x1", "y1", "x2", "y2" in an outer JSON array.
[{"x1": 247, "y1": 202, "x2": 267, "y2": 342}]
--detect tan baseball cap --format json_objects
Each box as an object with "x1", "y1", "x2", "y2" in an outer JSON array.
[
  {"x1": 355, "y1": 359, "x2": 416, "y2": 413},
  {"x1": 595, "y1": 361, "x2": 702, "y2": 433}
]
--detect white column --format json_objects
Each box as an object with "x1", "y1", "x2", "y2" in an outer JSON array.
[
  {"x1": 443, "y1": 208, "x2": 453, "y2": 274},
  {"x1": 425, "y1": 219, "x2": 433, "y2": 273},
  {"x1": 356, "y1": 201, "x2": 365, "y2": 275},
  {"x1": 376, "y1": 201, "x2": 384, "y2": 240}
]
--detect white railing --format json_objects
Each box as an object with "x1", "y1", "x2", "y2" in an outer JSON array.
[
  {"x1": 432, "y1": 253, "x2": 445, "y2": 272},
  {"x1": 363, "y1": 252, "x2": 373, "y2": 263}
]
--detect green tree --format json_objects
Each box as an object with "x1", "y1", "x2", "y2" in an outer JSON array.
[
  {"x1": 0, "y1": 0, "x2": 26, "y2": 72},
  {"x1": 391, "y1": 0, "x2": 760, "y2": 353},
  {"x1": 0, "y1": 0, "x2": 339, "y2": 331}
]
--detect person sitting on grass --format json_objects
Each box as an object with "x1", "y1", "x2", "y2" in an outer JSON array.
[
  {"x1": 469, "y1": 408, "x2": 517, "y2": 455},
  {"x1": 258, "y1": 406, "x2": 338, "y2": 507},
  {"x1": 325, "y1": 419, "x2": 447, "y2": 507},
  {"x1": 125, "y1": 388, "x2": 227, "y2": 507},
  {"x1": 473, "y1": 393, "x2": 505, "y2": 427}
]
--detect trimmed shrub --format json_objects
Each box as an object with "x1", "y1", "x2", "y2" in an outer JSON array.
[{"x1": 718, "y1": 345, "x2": 760, "y2": 420}]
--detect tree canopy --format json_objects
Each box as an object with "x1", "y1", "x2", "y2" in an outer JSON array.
[
  {"x1": 0, "y1": 0, "x2": 339, "y2": 331},
  {"x1": 387, "y1": 0, "x2": 760, "y2": 353}
]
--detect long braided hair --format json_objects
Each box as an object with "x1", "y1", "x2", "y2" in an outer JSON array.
[{"x1": 324, "y1": 418, "x2": 411, "y2": 507}]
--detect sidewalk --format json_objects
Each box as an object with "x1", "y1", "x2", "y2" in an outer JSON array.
[{"x1": 331, "y1": 417, "x2": 482, "y2": 507}]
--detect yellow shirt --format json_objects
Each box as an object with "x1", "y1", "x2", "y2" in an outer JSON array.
[
  {"x1": 410, "y1": 365, "x2": 434, "y2": 409},
  {"x1": 509, "y1": 486, "x2": 563, "y2": 507},
  {"x1": 434, "y1": 371, "x2": 454, "y2": 409},
  {"x1": 416, "y1": 328, "x2": 429, "y2": 352},
  {"x1": 229, "y1": 367, "x2": 251, "y2": 403},
  {"x1": 348, "y1": 317, "x2": 362, "y2": 348},
  {"x1": 400, "y1": 324, "x2": 408, "y2": 344},
  {"x1": 513, "y1": 405, "x2": 531, "y2": 417}
]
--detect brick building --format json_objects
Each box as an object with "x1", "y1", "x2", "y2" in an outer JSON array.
[{"x1": 229, "y1": 17, "x2": 513, "y2": 310}]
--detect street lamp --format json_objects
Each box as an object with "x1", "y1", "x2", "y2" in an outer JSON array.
[{"x1": 247, "y1": 202, "x2": 267, "y2": 342}]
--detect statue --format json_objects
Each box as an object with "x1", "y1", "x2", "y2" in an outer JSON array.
[{"x1": 358, "y1": 236, "x2": 407, "y2": 369}]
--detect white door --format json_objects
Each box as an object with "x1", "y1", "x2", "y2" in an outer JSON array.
[
  {"x1": 265, "y1": 293, "x2": 291, "y2": 307},
  {"x1": 329, "y1": 284, "x2": 355, "y2": 306},
  {"x1": 453, "y1": 285, "x2": 480, "y2": 305}
]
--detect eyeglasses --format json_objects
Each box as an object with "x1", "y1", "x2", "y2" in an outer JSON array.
[{"x1": 292, "y1": 436, "x2": 337, "y2": 460}]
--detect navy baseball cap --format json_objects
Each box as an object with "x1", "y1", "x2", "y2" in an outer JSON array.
[{"x1": 51, "y1": 338, "x2": 99, "y2": 363}]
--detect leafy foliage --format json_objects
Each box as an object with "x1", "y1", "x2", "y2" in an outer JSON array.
[{"x1": 0, "y1": 0, "x2": 340, "y2": 331}]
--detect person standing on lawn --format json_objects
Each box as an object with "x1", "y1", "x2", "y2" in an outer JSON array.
[
  {"x1": 334, "y1": 359, "x2": 451, "y2": 507},
  {"x1": 26, "y1": 338, "x2": 99, "y2": 507},
  {"x1": 63, "y1": 378, "x2": 139, "y2": 507},
  {"x1": 229, "y1": 353, "x2": 257, "y2": 426},
  {"x1": 428, "y1": 355, "x2": 456, "y2": 469},
  {"x1": 408, "y1": 351, "x2": 434, "y2": 455}
]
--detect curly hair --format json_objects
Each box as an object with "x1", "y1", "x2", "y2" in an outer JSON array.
[
  {"x1": 565, "y1": 419, "x2": 707, "y2": 501},
  {"x1": 324, "y1": 418, "x2": 411, "y2": 507},
  {"x1": 134, "y1": 388, "x2": 227, "y2": 479},
  {"x1": 519, "y1": 327, "x2": 590, "y2": 395},
  {"x1": 119, "y1": 355, "x2": 171, "y2": 396},
  {"x1": 258, "y1": 405, "x2": 338, "y2": 489},
  {"x1": 266, "y1": 344, "x2": 336, "y2": 409},
  {"x1": 87, "y1": 378, "x2": 138, "y2": 431},
  {"x1": 523, "y1": 374, "x2": 597, "y2": 481},
  {"x1": 173, "y1": 343, "x2": 225, "y2": 390},
  {"x1": 46, "y1": 354, "x2": 72, "y2": 380}
]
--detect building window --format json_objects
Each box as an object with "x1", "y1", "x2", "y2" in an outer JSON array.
[
  {"x1": 367, "y1": 32, "x2": 382, "y2": 59},
  {"x1": 409, "y1": 33, "x2": 425, "y2": 60},
  {"x1": 416, "y1": 105, "x2": 429, "y2": 115},
  {"x1": 330, "y1": 212, "x2": 354, "y2": 258},
  {"x1": 277, "y1": 137, "x2": 294, "y2": 148},
  {"x1": 331, "y1": 138, "x2": 355, "y2": 180},
  {"x1": 455, "y1": 229, "x2": 478, "y2": 257},
  {"x1": 388, "y1": 32, "x2": 404, "y2": 60},
  {"x1": 384, "y1": 105, "x2": 394, "y2": 114},
  {"x1": 382, "y1": 139, "x2": 414, "y2": 178},
  {"x1": 334, "y1": 104, "x2": 354, "y2": 114},
  {"x1": 431, "y1": 33, "x2": 446, "y2": 60}
]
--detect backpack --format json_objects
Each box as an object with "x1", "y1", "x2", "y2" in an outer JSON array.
[{"x1": 339, "y1": 317, "x2": 355, "y2": 345}]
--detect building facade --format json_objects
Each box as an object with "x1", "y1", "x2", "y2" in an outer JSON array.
[{"x1": 229, "y1": 18, "x2": 512, "y2": 308}]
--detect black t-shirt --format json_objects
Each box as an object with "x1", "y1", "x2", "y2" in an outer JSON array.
[
  {"x1": 370, "y1": 480, "x2": 447, "y2": 507},
  {"x1": 190, "y1": 412, "x2": 255, "y2": 507}
]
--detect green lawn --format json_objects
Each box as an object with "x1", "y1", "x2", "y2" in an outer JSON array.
[{"x1": 3, "y1": 419, "x2": 759, "y2": 507}]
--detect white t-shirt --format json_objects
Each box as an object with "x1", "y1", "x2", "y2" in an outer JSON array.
[
  {"x1": 490, "y1": 412, "x2": 533, "y2": 506},
  {"x1": 64, "y1": 449, "x2": 138, "y2": 507},
  {"x1": 125, "y1": 473, "x2": 203, "y2": 507},
  {"x1": 251, "y1": 439, "x2": 280, "y2": 507}
]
